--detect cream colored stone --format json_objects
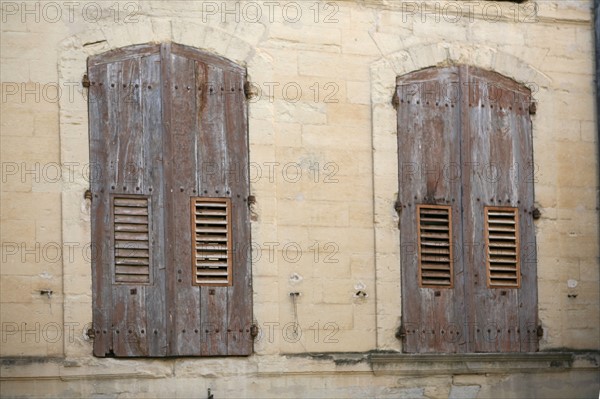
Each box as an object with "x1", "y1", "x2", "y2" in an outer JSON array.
[{"x1": 0, "y1": 0, "x2": 598, "y2": 395}]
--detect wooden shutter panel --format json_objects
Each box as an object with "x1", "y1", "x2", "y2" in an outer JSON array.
[
  {"x1": 460, "y1": 66, "x2": 538, "y2": 352},
  {"x1": 162, "y1": 43, "x2": 252, "y2": 356},
  {"x1": 89, "y1": 43, "x2": 252, "y2": 357},
  {"x1": 396, "y1": 66, "x2": 465, "y2": 353},
  {"x1": 89, "y1": 44, "x2": 166, "y2": 357}
]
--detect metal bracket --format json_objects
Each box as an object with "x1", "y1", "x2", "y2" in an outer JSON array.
[
  {"x1": 82, "y1": 74, "x2": 90, "y2": 88},
  {"x1": 529, "y1": 101, "x2": 537, "y2": 115},
  {"x1": 244, "y1": 81, "x2": 257, "y2": 100},
  {"x1": 394, "y1": 200, "x2": 402, "y2": 215},
  {"x1": 536, "y1": 325, "x2": 544, "y2": 338},
  {"x1": 250, "y1": 324, "x2": 259, "y2": 339},
  {"x1": 395, "y1": 324, "x2": 406, "y2": 340},
  {"x1": 87, "y1": 327, "x2": 96, "y2": 339},
  {"x1": 392, "y1": 90, "x2": 400, "y2": 109},
  {"x1": 247, "y1": 195, "x2": 256, "y2": 207},
  {"x1": 532, "y1": 207, "x2": 541, "y2": 219}
]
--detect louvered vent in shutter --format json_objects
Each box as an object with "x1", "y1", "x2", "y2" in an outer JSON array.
[
  {"x1": 485, "y1": 207, "x2": 520, "y2": 288},
  {"x1": 417, "y1": 205, "x2": 454, "y2": 288},
  {"x1": 113, "y1": 196, "x2": 151, "y2": 284},
  {"x1": 192, "y1": 197, "x2": 232, "y2": 286}
]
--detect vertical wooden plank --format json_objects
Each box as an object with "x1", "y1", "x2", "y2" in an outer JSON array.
[
  {"x1": 160, "y1": 42, "x2": 177, "y2": 356},
  {"x1": 165, "y1": 52, "x2": 203, "y2": 356},
  {"x1": 515, "y1": 90, "x2": 539, "y2": 352},
  {"x1": 197, "y1": 62, "x2": 229, "y2": 356},
  {"x1": 110, "y1": 57, "x2": 149, "y2": 357},
  {"x1": 223, "y1": 69, "x2": 253, "y2": 355},
  {"x1": 88, "y1": 61, "x2": 112, "y2": 357},
  {"x1": 396, "y1": 66, "x2": 465, "y2": 353},
  {"x1": 141, "y1": 52, "x2": 167, "y2": 357}
]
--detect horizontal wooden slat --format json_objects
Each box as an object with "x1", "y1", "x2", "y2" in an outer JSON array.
[
  {"x1": 115, "y1": 257, "x2": 150, "y2": 266},
  {"x1": 115, "y1": 232, "x2": 149, "y2": 241},
  {"x1": 195, "y1": 226, "x2": 228, "y2": 233},
  {"x1": 114, "y1": 198, "x2": 148, "y2": 207},
  {"x1": 115, "y1": 240, "x2": 149, "y2": 249},
  {"x1": 114, "y1": 214, "x2": 148, "y2": 224},
  {"x1": 115, "y1": 248, "x2": 149, "y2": 258},
  {"x1": 114, "y1": 206, "x2": 148, "y2": 215},
  {"x1": 196, "y1": 262, "x2": 229, "y2": 268},
  {"x1": 115, "y1": 274, "x2": 150, "y2": 283},
  {"x1": 196, "y1": 209, "x2": 227, "y2": 215},
  {"x1": 421, "y1": 256, "x2": 451, "y2": 262},
  {"x1": 116, "y1": 265, "x2": 151, "y2": 275},
  {"x1": 115, "y1": 223, "x2": 148, "y2": 232},
  {"x1": 421, "y1": 240, "x2": 450, "y2": 247}
]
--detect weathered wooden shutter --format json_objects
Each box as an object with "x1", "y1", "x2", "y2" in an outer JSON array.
[
  {"x1": 396, "y1": 65, "x2": 537, "y2": 353},
  {"x1": 460, "y1": 66, "x2": 538, "y2": 352},
  {"x1": 88, "y1": 43, "x2": 252, "y2": 357},
  {"x1": 162, "y1": 43, "x2": 251, "y2": 356},
  {"x1": 396, "y1": 66, "x2": 466, "y2": 353}
]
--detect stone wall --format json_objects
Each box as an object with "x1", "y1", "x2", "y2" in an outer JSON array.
[{"x1": 1, "y1": 0, "x2": 598, "y2": 397}]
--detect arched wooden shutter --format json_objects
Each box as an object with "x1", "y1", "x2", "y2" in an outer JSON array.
[
  {"x1": 88, "y1": 43, "x2": 252, "y2": 357},
  {"x1": 396, "y1": 65, "x2": 538, "y2": 353}
]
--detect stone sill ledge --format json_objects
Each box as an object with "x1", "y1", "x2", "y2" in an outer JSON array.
[
  {"x1": 1, "y1": 352, "x2": 598, "y2": 381},
  {"x1": 370, "y1": 352, "x2": 600, "y2": 376}
]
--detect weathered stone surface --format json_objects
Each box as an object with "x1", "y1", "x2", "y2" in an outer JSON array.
[{"x1": 0, "y1": 0, "x2": 598, "y2": 396}]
